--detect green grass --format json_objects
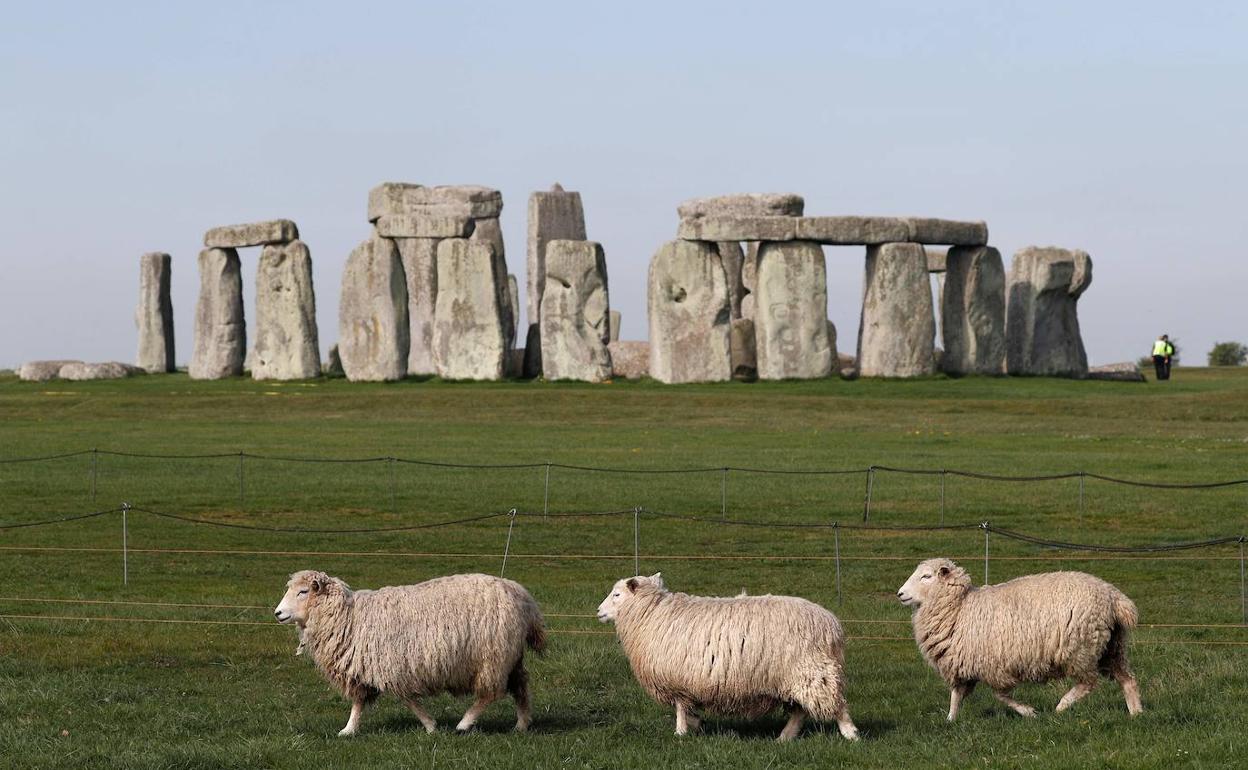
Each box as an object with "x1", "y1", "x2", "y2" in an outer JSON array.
[{"x1": 1, "y1": 369, "x2": 1246, "y2": 769}]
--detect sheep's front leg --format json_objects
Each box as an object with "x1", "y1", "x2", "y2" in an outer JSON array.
[
  {"x1": 674, "y1": 702, "x2": 700, "y2": 736},
  {"x1": 993, "y1": 689, "x2": 1037, "y2": 717},
  {"x1": 338, "y1": 698, "x2": 365, "y2": 737},
  {"x1": 456, "y1": 693, "x2": 499, "y2": 732},
  {"x1": 778, "y1": 707, "x2": 805, "y2": 742},
  {"x1": 403, "y1": 696, "x2": 437, "y2": 734},
  {"x1": 1055, "y1": 680, "x2": 1097, "y2": 713},
  {"x1": 948, "y1": 681, "x2": 975, "y2": 722},
  {"x1": 834, "y1": 703, "x2": 859, "y2": 741}
]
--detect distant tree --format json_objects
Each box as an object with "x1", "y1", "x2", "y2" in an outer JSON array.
[{"x1": 1207, "y1": 341, "x2": 1248, "y2": 367}]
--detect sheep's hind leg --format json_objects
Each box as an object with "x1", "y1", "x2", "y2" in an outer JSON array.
[
  {"x1": 1055, "y1": 680, "x2": 1097, "y2": 713},
  {"x1": 456, "y1": 693, "x2": 500, "y2": 732},
  {"x1": 674, "y1": 702, "x2": 699, "y2": 736},
  {"x1": 1114, "y1": 670, "x2": 1144, "y2": 716},
  {"x1": 948, "y1": 681, "x2": 975, "y2": 722},
  {"x1": 508, "y1": 661, "x2": 532, "y2": 732},
  {"x1": 778, "y1": 707, "x2": 805, "y2": 742},
  {"x1": 834, "y1": 703, "x2": 859, "y2": 741},
  {"x1": 338, "y1": 698, "x2": 366, "y2": 737},
  {"x1": 993, "y1": 689, "x2": 1037, "y2": 718},
  {"x1": 402, "y1": 696, "x2": 437, "y2": 734}
]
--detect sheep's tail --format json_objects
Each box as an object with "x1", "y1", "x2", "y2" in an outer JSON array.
[
  {"x1": 1111, "y1": 590, "x2": 1139, "y2": 630},
  {"x1": 526, "y1": 613, "x2": 548, "y2": 656}
]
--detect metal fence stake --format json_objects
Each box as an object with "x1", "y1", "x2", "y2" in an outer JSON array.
[
  {"x1": 833, "y1": 522, "x2": 842, "y2": 606},
  {"x1": 1079, "y1": 471, "x2": 1085, "y2": 517},
  {"x1": 862, "y1": 467, "x2": 875, "y2": 523},
  {"x1": 500, "y1": 509, "x2": 517, "y2": 576},
  {"x1": 1240, "y1": 537, "x2": 1246, "y2": 626},
  {"x1": 237, "y1": 452, "x2": 245, "y2": 509},
  {"x1": 121, "y1": 502, "x2": 130, "y2": 586},
  {"x1": 542, "y1": 462, "x2": 551, "y2": 518},
  {"x1": 940, "y1": 470, "x2": 946, "y2": 525},
  {"x1": 721, "y1": 468, "x2": 728, "y2": 520},
  {"x1": 633, "y1": 507, "x2": 641, "y2": 575},
  {"x1": 982, "y1": 521, "x2": 990, "y2": 584},
  {"x1": 388, "y1": 456, "x2": 397, "y2": 515},
  {"x1": 90, "y1": 448, "x2": 98, "y2": 504}
]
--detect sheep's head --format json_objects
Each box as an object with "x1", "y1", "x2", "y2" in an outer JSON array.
[
  {"x1": 596, "y1": 573, "x2": 664, "y2": 623},
  {"x1": 274, "y1": 570, "x2": 338, "y2": 625},
  {"x1": 897, "y1": 558, "x2": 971, "y2": 607}
]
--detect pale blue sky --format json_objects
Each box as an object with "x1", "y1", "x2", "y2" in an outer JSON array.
[{"x1": 3, "y1": 1, "x2": 1245, "y2": 368}]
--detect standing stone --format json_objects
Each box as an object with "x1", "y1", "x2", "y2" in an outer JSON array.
[
  {"x1": 136, "y1": 252, "x2": 175, "y2": 373},
  {"x1": 716, "y1": 242, "x2": 746, "y2": 319},
  {"x1": 740, "y1": 242, "x2": 760, "y2": 320},
  {"x1": 470, "y1": 217, "x2": 514, "y2": 354},
  {"x1": 433, "y1": 239, "x2": 507, "y2": 380},
  {"x1": 526, "y1": 184, "x2": 586, "y2": 353},
  {"x1": 252, "y1": 240, "x2": 320, "y2": 380},
  {"x1": 396, "y1": 238, "x2": 439, "y2": 376},
  {"x1": 827, "y1": 321, "x2": 840, "y2": 375},
  {"x1": 189, "y1": 248, "x2": 245, "y2": 379},
  {"x1": 730, "y1": 318, "x2": 757, "y2": 381},
  {"x1": 608, "y1": 310, "x2": 621, "y2": 342},
  {"x1": 507, "y1": 275, "x2": 520, "y2": 347},
  {"x1": 857, "y1": 243, "x2": 935, "y2": 378},
  {"x1": 1006, "y1": 247, "x2": 1092, "y2": 377},
  {"x1": 339, "y1": 236, "x2": 409, "y2": 381},
  {"x1": 754, "y1": 241, "x2": 833, "y2": 380},
  {"x1": 941, "y1": 246, "x2": 1006, "y2": 375},
  {"x1": 540, "y1": 240, "x2": 611, "y2": 382},
  {"x1": 647, "y1": 240, "x2": 731, "y2": 384},
  {"x1": 323, "y1": 344, "x2": 344, "y2": 377}
]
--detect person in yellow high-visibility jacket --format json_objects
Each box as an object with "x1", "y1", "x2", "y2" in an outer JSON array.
[{"x1": 1151, "y1": 334, "x2": 1174, "y2": 380}]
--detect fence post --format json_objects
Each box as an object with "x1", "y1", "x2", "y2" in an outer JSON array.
[
  {"x1": 237, "y1": 452, "x2": 245, "y2": 509},
  {"x1": 981, "y1": 522, "x2": 990, "y2": 584},
  {"x1": 388, "y1": 456, "x2": 397, "y2": 515},
  {"x1": 862, "y1": 467, "x2": 875, "y2": 523},
  {"x1": 1078, "y1": 471, "x2": 1085, "y2": 517},
  {"x1": 833, "y1": 522, "x2": 842, "y2": 607},
  {"x1": 1240, "y1": 537, "x2": 1245, "y2": 626},
  {"x1": 939, "y1": 470, "x2": 946, "y2": 526},
  {"x1": 121, "y1": 501, "x2": 130, "y2": 586},
  {"x1": 720, "y1": 468, "x2": 728, "y2": 520},
  {"x1": 542, "y1": 462, "x2": 551, "y2": 518},
  {"x1": 633, "y1": 506, "x2": 641, "y2": 575},
  {"x1": 500, "y1": 509, "x2": 517, "y2": 576},
  {"x1": 90, "y1": 448, "x2": 98, "y2": 504}
]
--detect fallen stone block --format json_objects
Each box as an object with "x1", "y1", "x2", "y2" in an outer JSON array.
[
  {"x1": 608, "y1": 341, "x2": 650, "y2": 379},
  {"x1": 59, "y1": 362, "x2": 143, "y2": 380},
  {"x1": 204, "y1": 220, "x2": 298, "y2": 248},
  {"x1": 18, "y1": 360, "x2": 82, "y2": 382},
  {"x1": 1088, "y1": 362, "x2": 1145, "y2": 382}
]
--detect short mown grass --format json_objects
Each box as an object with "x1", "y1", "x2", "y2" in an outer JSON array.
[{"x1": 1, "y1": 368, "x2": 1245, "y2": 769}]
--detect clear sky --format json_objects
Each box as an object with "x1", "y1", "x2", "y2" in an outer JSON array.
[{"x1": 3, "y1": 1, "x2": 1245, "y2": 369}]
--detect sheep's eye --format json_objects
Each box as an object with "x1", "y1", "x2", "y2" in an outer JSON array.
[
  {"x1": 613, "y1": 592, "x2": 620, "y2": 597},
  {"x1": 298, "y1": 589, "x2": 308, "y2": 595},
  {"x1": 922, "y1": 574, "x2": 931, "y2": 580}
]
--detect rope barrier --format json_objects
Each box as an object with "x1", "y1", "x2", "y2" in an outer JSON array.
[
  {"x1": 130, "y1": 506, "x2": 511, "y2": 534},
  {"x1": 985, "y1": 525, "x2": 1243, "y2": 554},
  {"x1": 0, "y1": 507, "x2": 120, "y2": 530},
  {"x1": 3, "y1": 448, "x2": 1245, "y2": 487}
]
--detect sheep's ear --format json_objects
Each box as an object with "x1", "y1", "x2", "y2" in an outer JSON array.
[
  {"x1": 938, "y1": 566, "x2": 950, "y2": 578},
  {"x1": 310, "y1": 575, "x2": 324, "y2": 592},
  {"x1": 649, "y1": 572, "x2": 664, "y2": 588},
  {"x1": 625, "y1": 578, "x2": 639, "y2": 592}
]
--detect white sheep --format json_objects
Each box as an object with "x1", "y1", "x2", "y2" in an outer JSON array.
[
  {"x1": 597, "y1": 573, "x2": 858, "y2": 742},
  {"x1": 274, "y1": 570, "x2": 546, "y2": 736},
  {"x1": 897, "y1": 558, "x2": 1143, "y2": 720}
]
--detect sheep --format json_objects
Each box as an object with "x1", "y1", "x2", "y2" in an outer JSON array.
[
  {"x1": 274, "y1": 570, "x2": 546, "y2": 736},
  {"x1": 597, "y1": 573, "x2": 858, "y2": 742},
  {"x1": 897, "y1": 558, "x2": 1143, "y2": 721}
]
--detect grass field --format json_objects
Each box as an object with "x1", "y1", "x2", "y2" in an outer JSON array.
[{"x1": 1, "y1": 368, "x2": 1246, "y2": 769}]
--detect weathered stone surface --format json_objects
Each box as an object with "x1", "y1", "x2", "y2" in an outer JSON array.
[
  {"x1": 1006, "y1": 247, "x2": 1092, "y2": 378},
  {"x1": 522, "y1": 323, "x2": 542, "y2": 378},
  {"x1": 59, "y1": 361, "x2": 143, "y2": 381},
  {"x1": 941, "y1": 246, "x2": 1006, "y2": 376},
  {"x1": 608, "y1": 341, "x2": 650, "y2": 379},
  {"x1": 795, "y1": 216, "x2": 909, "y2": 245},
  {"x1": 136, "y1": 252, "x2": 175, "y2": 373},
  {"x1": 433, "y1": 239, "x2": 507, "y2": 381},
  {"x1": 1088, "y1": 362, "x2": 1145, "y2": 382},
  {"x1": 905, "y1": 218, "x2": 988, "y2": 246},
  {"x1": 608, "y1": 310, "x2": 621, "y2": 342},
  {"x1": 507, "y1": 348, "x2": 525, "y2": 378},
  {"x1": 190, "y1": 248, "x2": 245, "y2": 379},
  {"x1": 339, "y1": 236, "x2": 409, "y2": 382},
  {"x1": 647, "y1": 240, "x2": 731, "y2": 383},
  {"x1": 395, "y1": 238, "x2": 439, "y2": 376},
  {"x1": 740, "y1": 242, "x2": 759, "y2": 320},
  {"x1": 469, "y1": 218, "x2": 514, "y2": 353},
  {"x1": 526, "y1": 184, "x2": 586, "y2": 336},
  {"x1": 857, "y1": 243, "x2": 936, "y2": 378},
  {"x1": 507, "y1": 274, "x2": 520, "y2": 348},
  {"x1": 540, "y1": 240, "x2": 611, "y2": 382},
  {"x1": 367, "y1": 183, "x2": 502, "y2": 221},
  {"x1": 753, "y1": 241, "x2": 833, "y2": 380},
  {"x1": 18, "y1": 360, "x2": 81, "y2": 382},
  {"x1": 730, "y1": 318, "x2": 757, "y2": 381},
  {"x1": 827, "y1": 321, "x2": 840, "y2": 374},
  {"x1": 252, "y1": 240, "x2": 320, "y2": 380},
  {"x1": 677, "y1": 194, "x2": 804, "y2": 219},
  {"x1": 677, "y1": 216, "x2": 796, "y2": 242},
  {"x1": 375, "y1": 214, "x2": 474, "y2": 239},
  {"x1": 715, "y1": 241, "x2": 746, "y2": 319},
  {"x1": 323, "y1": 344, "x2": 344, "y2": 377},
  {"x1": 925, "y1": 247, "x2": 948, "y2": 273},
  {"x1": 204, "y1": 220, "x2": 298, "y2": 248}
]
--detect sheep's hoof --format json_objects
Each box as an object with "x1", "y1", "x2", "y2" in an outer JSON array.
[
  {"x1": 337, "y1": 728, "x2": 357, "y2": 738},
  {"x1": 840, "y1": 727, "x2": 860, "y2": 741},
  {"x1": 1018, "y1": 706, "x2": 1037, "y2": 718}
]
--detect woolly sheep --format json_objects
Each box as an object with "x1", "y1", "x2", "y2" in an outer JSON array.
[
  {"x1": 274, "y1": 570, "x2": 546, "y2": 736},
  {"x1": 597, "y1": 573, "x2": 858, "y2": 742},
  {"x1": 897, "y1": 558, "x2": 1142, "y2": 721}
]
